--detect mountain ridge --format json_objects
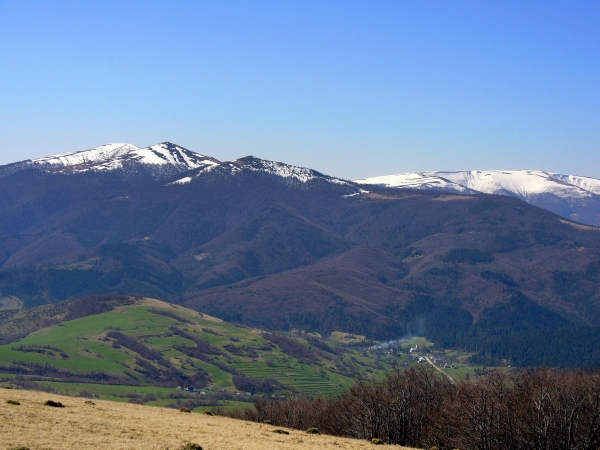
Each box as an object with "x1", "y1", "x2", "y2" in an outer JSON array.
[
  {"x1": 1, "y1": 141, "x2": 600, "y2": 367},
  {"x1": 356, "y1": 169, "x2": 600, "y2": 226}
]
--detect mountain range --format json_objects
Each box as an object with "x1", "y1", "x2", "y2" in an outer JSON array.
[
  {"x1": 356, "y1": 170, "x2": 600, "y2": 226},
  {"x1": 1, "y1": 142, "x2": 600, "y2": 366}
]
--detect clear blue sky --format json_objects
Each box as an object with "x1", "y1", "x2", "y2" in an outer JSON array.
[{"x1": 1, "y1": 1, "x2": 599, "y2": 180}]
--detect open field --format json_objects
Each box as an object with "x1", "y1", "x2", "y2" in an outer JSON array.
[{"x1": 0, "y1": 388, "x2": 411, "y2": 450}]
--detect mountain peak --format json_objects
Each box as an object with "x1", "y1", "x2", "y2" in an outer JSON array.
[{"x1": 1, "y1": 142, "x2": 221, "y2": 178}]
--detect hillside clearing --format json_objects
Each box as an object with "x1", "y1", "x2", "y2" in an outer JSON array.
[{"x1": 0, "y1": 388, "x2": 411, "y2": 449}]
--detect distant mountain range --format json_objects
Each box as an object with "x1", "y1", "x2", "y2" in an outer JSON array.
[
  {"x1": 5, "y1": 142, "x2": 600, "y2": 226},
  {"x1": 356, "y1": 170, "x2": 600, "y2": 226},
  {"x1": 0, "y1": 142, "x2": 358, "y2": 191},
  {"x1": 1, "y1": 142, "x2": 600, "y2": 366}
]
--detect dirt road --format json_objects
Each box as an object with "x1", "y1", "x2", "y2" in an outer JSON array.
[{"x1": 424, "y1": 355, "x2": 456, "y2": 385}]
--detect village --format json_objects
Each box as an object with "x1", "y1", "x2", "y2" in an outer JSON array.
[{"x1": 366, "y1": 337, "x2": 493, "y2": 381}]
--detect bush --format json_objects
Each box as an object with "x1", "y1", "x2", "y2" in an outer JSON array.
[
  {"x1": 148, "y1": 308, "x2": 193, "y2": 324},
  {"x1": 180, "y1": 407, "x2": 191, "y2": 413},
  {"x1": 6, "y1": 399, "x2": 20, "y2": 405},
  {"x1": 180, "y1": 444, "x2": 203, "y2": 450},
  {"x1": 306, "y1": 427, "x2": 320, "y2": 434},
  {"x1": 202, "y1": 327, "x2": 221, "y2": 336},
  {"x1": 202, "y1": 410, "x2": 214, "y2": 416},
  {"x1": 273, "y1": 429, "x2": 290, "y2": 435},
  {"x1": 44, "y1": 400, "x2": 64, "y2": 408},
  {"x1": 263, "y1": 420, "x2": 273, "y2": 425},
  {"x1": 371, "y1": 438, "x2": 384, "y2": 445}
]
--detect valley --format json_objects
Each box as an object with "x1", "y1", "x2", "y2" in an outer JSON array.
[
  {"x1": 1, "y1": 143, "x2": 600, "y2": 370},
  {"x1": 0, "y1": 295, "x2": 486, "y2": 409}
]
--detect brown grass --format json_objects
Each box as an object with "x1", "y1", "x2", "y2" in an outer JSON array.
[
  {"x1": 431, "y1": 195, "x2": 475, "y2": 201},
  {"x1": 0, "y1": 388, "x2": 412, "y2": 450},
  {"x1": 559, "y1": 219, "x2": 600, "y2": 231}
]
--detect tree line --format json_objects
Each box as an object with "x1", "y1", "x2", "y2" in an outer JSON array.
[{"x1": 223, "y1": 367, "x2": 600, "y2": 450}]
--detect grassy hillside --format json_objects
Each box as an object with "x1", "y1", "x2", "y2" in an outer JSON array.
[
  {"x1": 0, "y1": 296, "x2": 408, "y2": 408},
  {"x1": 0, "y1": 388, "x2": 411, "y2": 449}
]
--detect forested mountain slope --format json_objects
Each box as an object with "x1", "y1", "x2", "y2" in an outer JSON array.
[{"x1": 1, "y1": 145, "x2": 600, "y2": 366}]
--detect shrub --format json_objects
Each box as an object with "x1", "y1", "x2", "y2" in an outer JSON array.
[
  {"x1": 6, "y1": 399, "x2": 20, "y2": 405},
  {"x1": 306, "y1": 427, "x2": 320, "y2": 434},
  {"x1": 3, "y1": 385, "x2": 13, "y2": 389},
  {"x1": 202, "y1": 410, "x2": 214, "y2": 416},
  {"x1": 371, "y1": 438, "x2": 384, "y2": 445},
  {"x1": 273, "y1": 429, "x2": 290, "y2": 435},
  {"x1": 263, "y1": 420, "x2": 273, "y2": 425},
  {"x1": 148, "y1": 308, "x2": 193, "y2": 324},
  {"x1": 44, "y1": 400, "x2": 64, "y2": 408},
  {"x1": 180, "y1": 407, "x2": 191, "y2": 413},
  {"x1": 202, "y1": 327, "x2": 221, "y2": 336},
  {"x1": 223, "y1": 344, "x2": 258, "y2": 358},
  {"x1": 84, "y1": 400, "x2": 95, "y2": 405},
  {"x1": 180, "y1": 444, "x2": 203, "y2": 450}
]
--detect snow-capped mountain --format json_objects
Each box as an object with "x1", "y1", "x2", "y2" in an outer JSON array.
[
  {"x1": 356, "y1": 170, "x2": 600, "y2": 226},
  {"x1": 356, "y1": 170, "x2": 600, "y2": 199},
  {"x1": 0, "y1": 142, "x2": 362, "y2": 194},
  {"x1": 169, "y1": 155, "x2": 358, "y2": 190},
  {"x1": 22, "y1": 142, "x2": 221, "y2": 174},
  {"x1": 3, "y1": 142, "x2": 600, "y2": 225}
]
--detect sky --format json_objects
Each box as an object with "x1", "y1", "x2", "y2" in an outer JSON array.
[{"x1": 0, "y1": 1, "x2": 599, "y2": 180}]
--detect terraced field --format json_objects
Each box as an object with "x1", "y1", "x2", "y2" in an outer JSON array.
[{"x1": 0, "y1": 297, "x2": 398, "y2": 407}]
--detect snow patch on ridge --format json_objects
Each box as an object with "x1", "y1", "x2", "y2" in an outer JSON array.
[
  {"x1": 549, "y1": 174, "x2": 600, "y2": 196},
  {"x1": 168, "y1": 177, "x2": 193, "y2": 185},
  {"x1": 32, "y1": 143, "x2": 140, "y2": 168},
  {"x1": 355, "y1": 173, "x2": 473, "y2": 194},
  {"x1": 168, "y1": 156, "x2": 360, "y2": 192},
  {"x1": 244, "y1": 159, "x2": 331, "y2": 183},
  {"x1": 433, "y1": 170, "x2": 592, "y2": 199}
]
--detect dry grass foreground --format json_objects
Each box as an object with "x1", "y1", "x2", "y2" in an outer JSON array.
[{"x1": 0, "y1": 388, "x2": 412, "y2": 450}]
